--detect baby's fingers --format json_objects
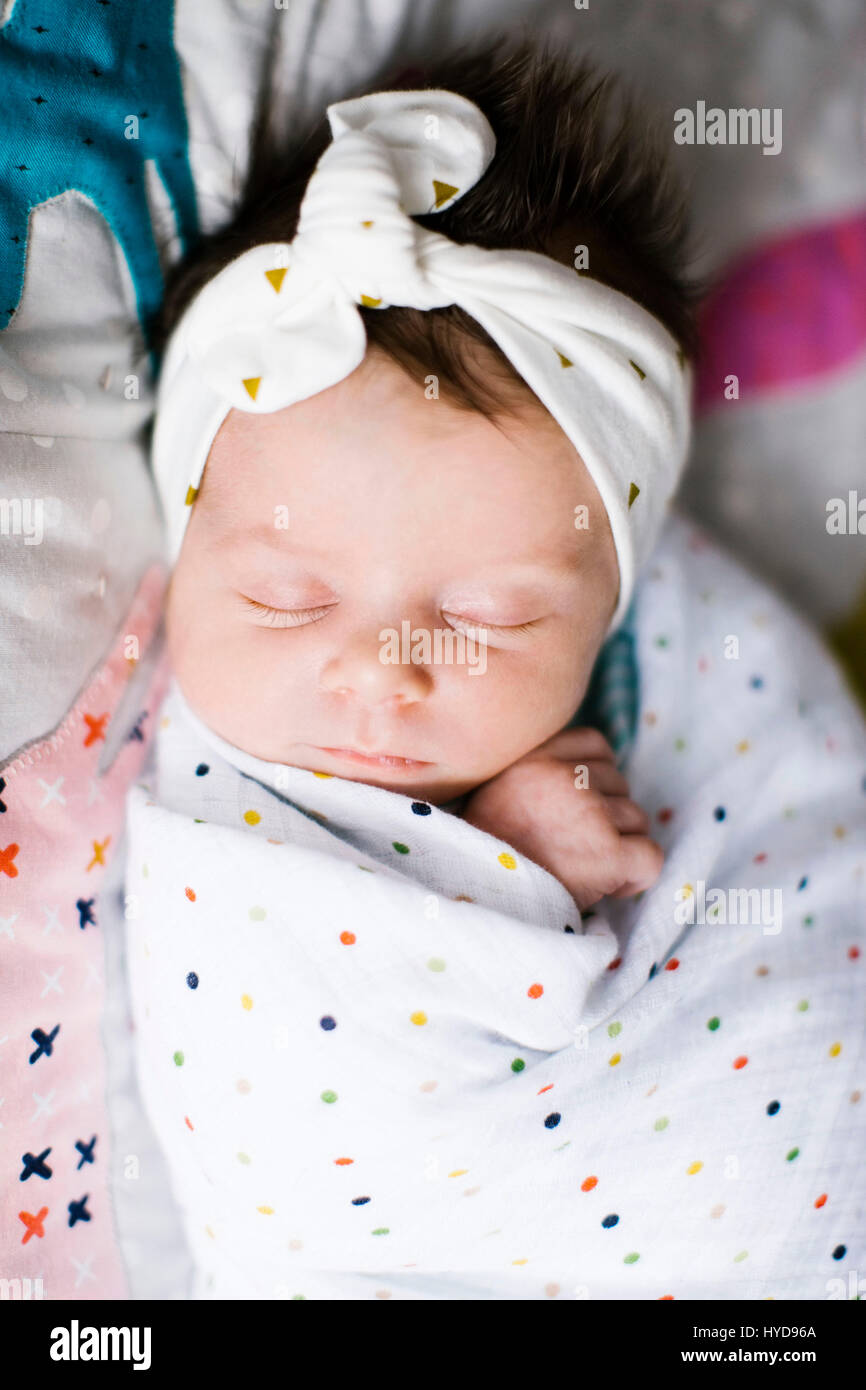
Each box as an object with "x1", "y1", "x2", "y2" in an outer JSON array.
[
  {"x1": 541, "y1": 727, "x2": 617, "y2": 765},
  {"x1": 603, "y1": 795, "x2": 650, "y2": 835},
  {"x1": 610, "y1": 835, "x2": 665, "y2": 897},
  {"x1": 584, "y1": 763, "x2": 631, "y2": 797}
]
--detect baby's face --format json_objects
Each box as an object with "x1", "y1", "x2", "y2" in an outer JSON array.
[{"x1": 166, "y1": 349, "x2": 618, "y2": 804}]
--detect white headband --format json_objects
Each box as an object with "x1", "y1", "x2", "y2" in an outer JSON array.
[{"x1": 152, "y1": 88, "x2": 692, "y2": 629}]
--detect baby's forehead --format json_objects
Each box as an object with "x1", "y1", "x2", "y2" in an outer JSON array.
[{"x1": 192, "y1": 370, "x2": 614, "y2": 576}]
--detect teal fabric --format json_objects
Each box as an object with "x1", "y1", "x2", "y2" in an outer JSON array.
[
  {"x1": 571, "y1": 600, "x2": 639, "y2": 764},
  {"x1": 0, "y1": 0, "x2": 198, "y2": 340}
]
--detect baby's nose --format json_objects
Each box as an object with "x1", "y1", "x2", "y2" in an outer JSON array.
[{"x1": 319, "y1": 631, "x2": 433, "y2": 706}]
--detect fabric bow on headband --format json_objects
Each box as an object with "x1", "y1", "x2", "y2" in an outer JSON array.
[{"x1": 152, "y1": 87, "x2": 692, "y2": 629}]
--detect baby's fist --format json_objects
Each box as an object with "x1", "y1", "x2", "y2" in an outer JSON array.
[{"x1": 461, "y1": 728, "x2": 663, "y2": 911}]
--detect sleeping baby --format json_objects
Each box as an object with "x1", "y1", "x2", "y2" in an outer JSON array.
[{"x1": 125, "y1": 38, "x2": 865, "y2": 1300}]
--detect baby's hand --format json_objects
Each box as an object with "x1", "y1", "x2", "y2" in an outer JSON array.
[{"x1": 461, "y1": 728, "x2": 663, "y2": 911}]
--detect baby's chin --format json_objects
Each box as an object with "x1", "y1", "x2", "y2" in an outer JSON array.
[{"x1": 288, "y1": 749, "x2": 475, "y2": 806}]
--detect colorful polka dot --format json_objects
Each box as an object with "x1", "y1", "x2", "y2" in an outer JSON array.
[
  {"x1": 392, "y1": 842, "x2": 410, "y2": 855},
  {"x1": 581, "y1": 1176, "x2": 598, "y2": 1191},
  {"x1": 410, "y1": 1011, "x2": 428, "y2": 1026},
  {"x1": 707, "y1": 1016, "x2": 720, "y2": 1030},
  {"x1": 186, "y1": 971, "x2": 198, "y2": 989},
  {"x1": 601, "y1": 1214, "x2": 619, "y2": 1228},
  {"x1": 511, "y1": 1058, "x2": 525, "y2": 1073},
  {"x1": 195, "y1": 763, "x2": 209, "y2": 776},
  {"x1": 527, "y1": 983, "x2": 544, "y2": 999},
  {"x1": 241, "y1": 994, "x2": 253, "y2": 1010},
  {"x1": 243, "y1": 810, "x2": 261, "y2": 826},
  {"x1": 320, "y1": 1090, "x2": 338, "y2": 1104},
  {"x1": 320, "y1": 1015, "x2": 336, "y2": 1031},
  {"x1": 733, "y1": 1055, "x2": 748, "y2": 1069},
  {"x1": 184, "y1": 886, "x2": 196, "y2": 902},
  {"x1": 173, "y1": 1050, "x2": 184, "y2": 1067},
  {"x1": 767, "y1": 1100, "x2": 780, "y2": 1116},
  {"x1": 411, "y1": 802, "x2": 431, "y2": 815},
  {"x1": 340, "y1": 931, "x2": 356, "y2": 945},
  {"x1": 544, "y1": 1113, "x2": 561, "y2": 1129},
  {"x1": 498, "y1": 852, "x2": 517, "y2": 870}
]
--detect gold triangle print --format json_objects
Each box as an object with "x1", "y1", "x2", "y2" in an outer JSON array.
[
  {"x1": 264, "y1": 267, "x2": 287, "y2": 293},
  {"x1": 557, "y1": 351, "x2": 574, "y2": 368},
  {"x1": 432, "y1": 179, "x2": 459, "y2": 208},
  {"x1": 242, "y1": 376, "x2": 261, "y2": 401},
  {"x1": 628, "y1": 482, "x2": 640, "y2": 509},
  {"x1": 629, "y1": 359, "x2": 646, "y2": 380},
  {"x1": 360, "y1": 294, "x2": 382, "y2": 308},
  {"x1": 184, "y1": 485, "x2": 198, "y2": 507}
]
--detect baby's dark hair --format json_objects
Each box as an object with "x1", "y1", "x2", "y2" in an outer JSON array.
[{"x1": 154, "y1": 35, "x2": 699, "y2": 415}]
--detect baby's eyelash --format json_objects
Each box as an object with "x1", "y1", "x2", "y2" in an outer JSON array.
[
  {"x1": 443, "y1": 615, "x2": 539, "y2": 637},
  {"x1": 239, "y1": 596, "x2": 538, "y2": 638},
  {"x1": 240, "y1": 597, "x2": 334, "y2": 628}
]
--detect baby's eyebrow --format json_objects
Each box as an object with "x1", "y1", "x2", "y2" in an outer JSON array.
[
  {"x1": 439, "y1": 561, "x2": 593, "y2": 608},
  {"x1": 211, "y1": 504, "x2": 595, "y2": 593}
]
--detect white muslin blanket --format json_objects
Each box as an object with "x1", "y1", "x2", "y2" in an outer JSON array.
[{"x1": 125, "y1": 513, "x2": 866, "y2": 1301}]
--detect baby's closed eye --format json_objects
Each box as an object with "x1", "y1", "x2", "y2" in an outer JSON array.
[{"x1": 239, "y1": 595, "x2": 337, "y2": 628}]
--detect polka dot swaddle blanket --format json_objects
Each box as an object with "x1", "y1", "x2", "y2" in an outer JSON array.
[{"x1": 125, "y1": 517, "x2": 866, "y2": 1301}]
